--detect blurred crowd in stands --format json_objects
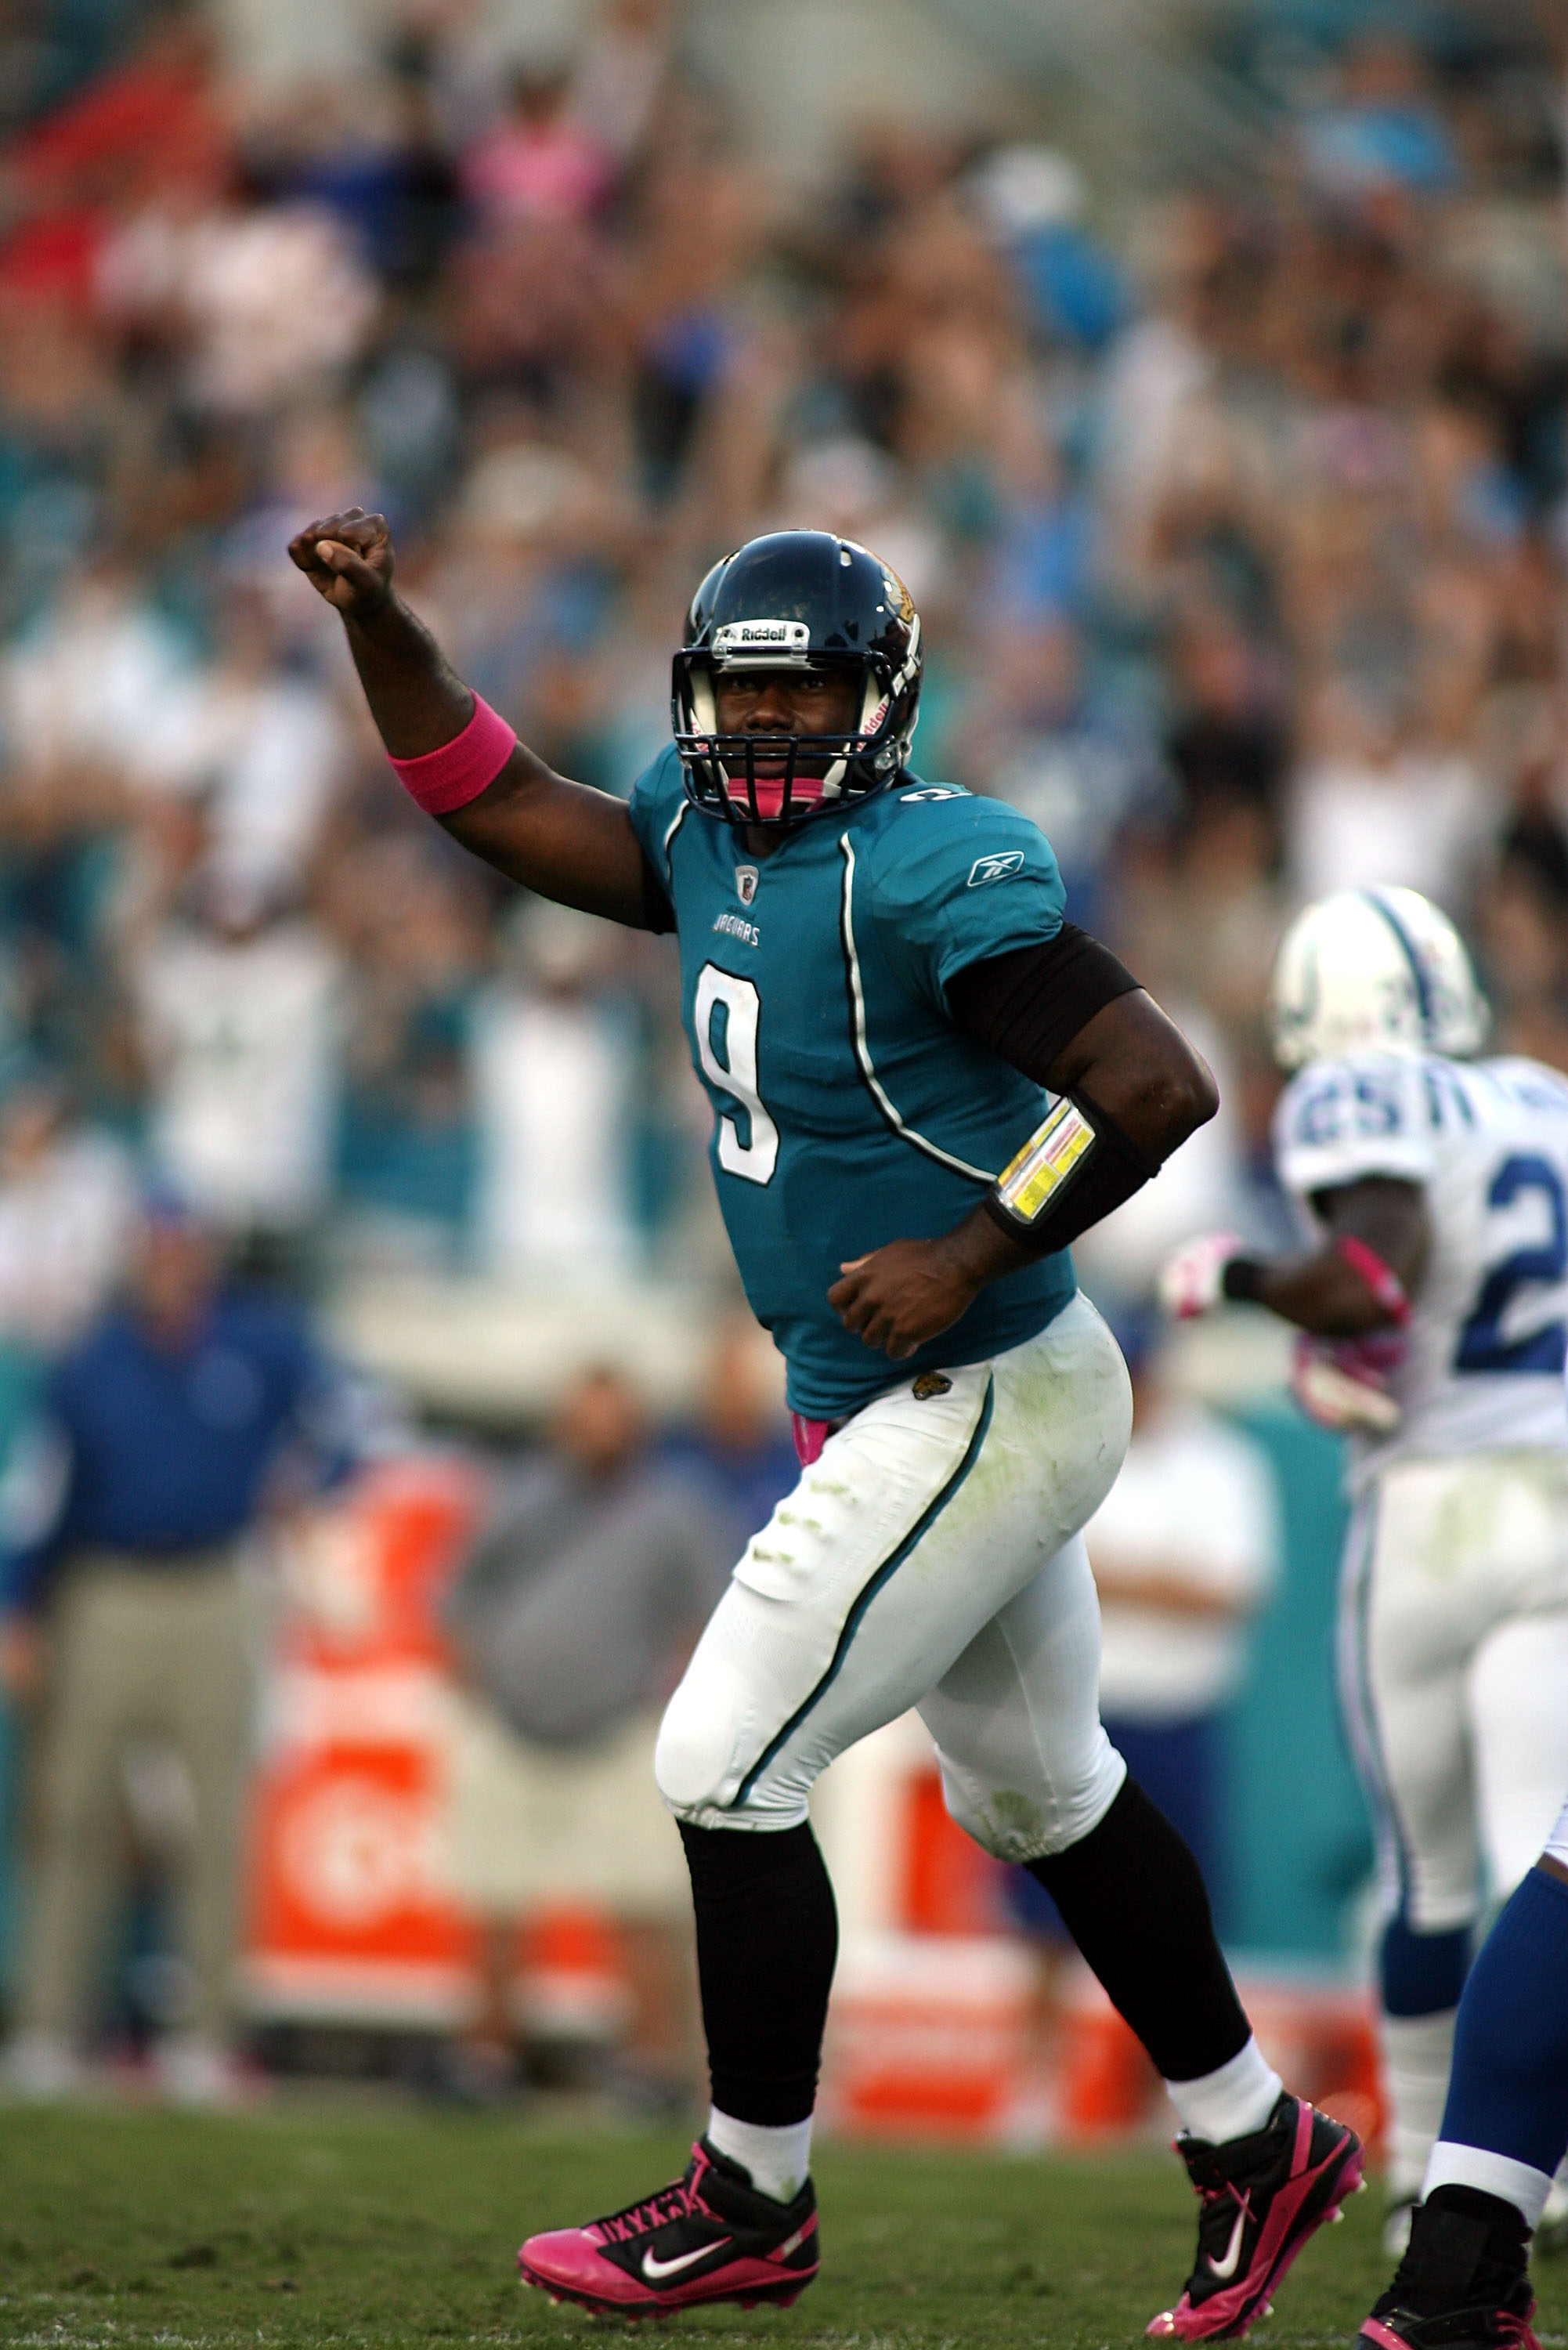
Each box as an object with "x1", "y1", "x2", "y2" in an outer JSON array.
[{"x1": 0, "y1": 0, "x2": 1562, "y2": 1337}]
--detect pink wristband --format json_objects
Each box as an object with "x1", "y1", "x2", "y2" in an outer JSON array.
[
  {"x1": 1335, "y1": 1234, "x2": 1411, "y2": 1325},
  {"x1": 388, "y1": 695, "x2": 516, "y2": 815}
]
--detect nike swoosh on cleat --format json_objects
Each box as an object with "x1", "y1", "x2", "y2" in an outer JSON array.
[
  {"x1": 641, "y1": 2240, "x2": 730, "y2": 2282},
  {"x1": 1205, "y1": 2208, "x2": 1248, "y2": 2281}
]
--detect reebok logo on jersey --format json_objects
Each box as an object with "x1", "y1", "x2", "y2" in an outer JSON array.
[
  {"x1": 712, "y1": 911, "x2": 759, "y2": 946},
  {"x1": 966, "y1": 850, "x2": 1025, "y2": 888}
]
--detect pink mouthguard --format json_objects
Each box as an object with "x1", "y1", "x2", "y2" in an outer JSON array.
[{"x1": 723, "y1": 772, "x2": 829, "y2": 822}]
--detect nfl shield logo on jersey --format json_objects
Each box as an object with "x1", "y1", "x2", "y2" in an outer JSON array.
[{"x1": 735, "y1": 864, "x2": 759, "y2": 906}]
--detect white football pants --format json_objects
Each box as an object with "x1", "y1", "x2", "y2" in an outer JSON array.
[
  {"x1": 656, "y1": 1292, "x2": 1133, "y2": 1856},
  {"x1": 1338, "y1": 1449, "x2": 1568, "y2": 2201},
  {"x1": 1338, "y1": 1450, "x2": 1568, "y2": 1936}
]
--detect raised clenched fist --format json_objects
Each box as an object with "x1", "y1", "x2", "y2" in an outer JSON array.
[{"x1": 287, "y1": 507, "x2": 396, "y2": 618}]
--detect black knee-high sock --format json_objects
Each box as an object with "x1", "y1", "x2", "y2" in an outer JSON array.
[
  {"x1": 679, "y1": 1820, "x2": 838, "y2": 2126},
  {"x1": 1028, "y1": 1776, "x2": 1251, "y2": 2083}
]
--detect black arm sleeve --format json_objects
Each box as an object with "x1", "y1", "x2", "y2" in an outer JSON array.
[
  {"x1": 980, "y1": 1092, "x2": 1160, "y2": 1260},
  {"x1": 946, "y1": 924, "x2": 1140, "y2": 1085},
  {"x1": 640, "y1": 852, "x2": 676, "y2": 935},
  {"x1": 951, "y1": 924, "x2": 1159, "y2": 1262}
]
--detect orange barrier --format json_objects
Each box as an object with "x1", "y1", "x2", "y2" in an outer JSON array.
[
  {"x1": 820, "y1": 1749, "x2": 1387, "y2": 2152},
  {"x1": 898, "y1": 1766, "x2": 1008, "y2": 1936},
  {"x1": 515, "y1": 1907, "x2": 634, "y2": 2041},
  {"x1": 242, "y1": 1458, "x2": 485, "y2": 2026},
  {"x1": 1240, "y1": 1979, "x2": 1386, "y2": 2157},
  {"x1": 1049, "y1": 1974, "x2": 1385, "y2": 2150},
  {"x1": 243, "y1": 1460, "x2": 643, "y2": 2042},
  {"x1": 1054, "y1": 1973, "x2": 1162, "y2": 2138},
  {"x1": 819, "y1": 1932, "x2": 1039, "y2": 2141}
]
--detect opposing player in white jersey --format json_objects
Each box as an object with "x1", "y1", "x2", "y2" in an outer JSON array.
[{"x1": 1162, "y1": 888, "x2": 1568, "y2": 2256}]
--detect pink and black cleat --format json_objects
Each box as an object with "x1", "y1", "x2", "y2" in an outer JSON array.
[
  {"x1": 1147, "y1": 2092, "x2": 1365, "y2": 2340},
  {"x1": 518, "y1": 2136, "x2": 818, "y2": 2319}
]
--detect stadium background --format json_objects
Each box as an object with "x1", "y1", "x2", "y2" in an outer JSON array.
[{"x1": 0, "y1": 0, "x2": 1562, "y2": 2116}]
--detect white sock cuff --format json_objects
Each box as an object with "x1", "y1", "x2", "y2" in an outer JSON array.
[
  {"x1": 1381, "y1": 2008, "x2": 1459, "y2": 2055},
  {"x1": 1165, "y1": 2037, "x2": 1284, "y2": 2146},
  {"x1": 1422, "y1": 2142, "x2": 1554, "y2": 2232},
  {"x1": 1542, "y1": 1795, "x2": 1568, "y2": 1872},
  {"x1": 1381, "y1": 2008, "x2": 1459, "y2": 2203},
  {"x1": 706, "y1": 2108, "x2": 813, "y2": 2205}
]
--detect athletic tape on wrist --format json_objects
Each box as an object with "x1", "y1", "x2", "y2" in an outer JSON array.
[
  {"x1": 1335, "y1": 1233, "x2": 1411, "y2": 1325},
  {"x1": 388, "y1": 695, "x2": 516, "y2": 815},
  {"x1": 989, "y1": 1095, "x2": 1097, "y2": 1236}
]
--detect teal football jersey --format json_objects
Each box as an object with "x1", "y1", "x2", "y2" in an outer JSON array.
[{"x1": 628, "y1": 747, "x2": 1078, "y2": 1416}]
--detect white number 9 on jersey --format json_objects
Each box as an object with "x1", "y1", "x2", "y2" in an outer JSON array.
[{"x1": 695, "y1": 964, "x2": 780, "y2": 1185}]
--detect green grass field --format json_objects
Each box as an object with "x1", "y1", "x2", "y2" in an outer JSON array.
[{"x1": 0, "y1": 2105, "x2": 1563, "y2": 2349}]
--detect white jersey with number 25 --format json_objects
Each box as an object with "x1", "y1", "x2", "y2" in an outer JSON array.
[{"x1": 1274, "y1": 1051, "x2": 1568, "y2": 1487}]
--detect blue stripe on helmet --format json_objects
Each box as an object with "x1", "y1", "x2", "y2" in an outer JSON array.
[{"x1": 1360, "y1": 889, "x2": 1433, "y2": 1039}]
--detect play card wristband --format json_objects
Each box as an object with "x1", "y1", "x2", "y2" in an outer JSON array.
[{"x1": 983, "y1": 1092, "x2": 1160, "y2": 1257}]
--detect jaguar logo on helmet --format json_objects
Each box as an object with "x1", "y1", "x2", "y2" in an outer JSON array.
[
  {"x1": 670, "y1": 530, "x2": 924, "y2": 830},
  {"x1": 1268, "y1": 886, "x2": 1490, "y2": 1072}
]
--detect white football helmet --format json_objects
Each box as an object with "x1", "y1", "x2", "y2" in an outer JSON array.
[{"x1": 1267, "y1": 886, "x2": 1489, "y2": 1072}]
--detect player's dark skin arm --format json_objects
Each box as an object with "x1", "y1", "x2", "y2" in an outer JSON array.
[
  {"x1": 287, "y1": 509, "x2": 653, "y2": 924},
  {"x1": 288, "y1": 509, "x2": 860, "y2": 916},
  {"x1": 829, "y1": 993, "x2": 1219, "y2": 1360},
  {"x1": 1240, "y1": 1177, "x2": 1429, "y2": 1336}
]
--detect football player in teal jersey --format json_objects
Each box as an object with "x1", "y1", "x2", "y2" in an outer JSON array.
[{"x1": 291, "y1": 513, "x2": 1365, "y2": 2336}]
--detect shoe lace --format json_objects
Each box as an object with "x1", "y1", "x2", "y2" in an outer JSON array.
[
  {"x1": 1192, "y1": 2182, "x2": 1253, "y2": 2270},
  {"x1": 598, "y1": 2163, "x2": 707, "y2": 2245}
]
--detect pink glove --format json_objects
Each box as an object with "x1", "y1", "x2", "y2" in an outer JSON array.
[
  {"x1": 1157, "y1": 1231, "x2": 1245, "y2": 1320},
  {"x1": 1289, "y1": 1332, "x2": 1406, "y2": 1434}
]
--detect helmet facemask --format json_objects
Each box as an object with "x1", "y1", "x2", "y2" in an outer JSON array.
[{"x1": 673, "y1": 628, "x2": 919, "y2": 827}]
